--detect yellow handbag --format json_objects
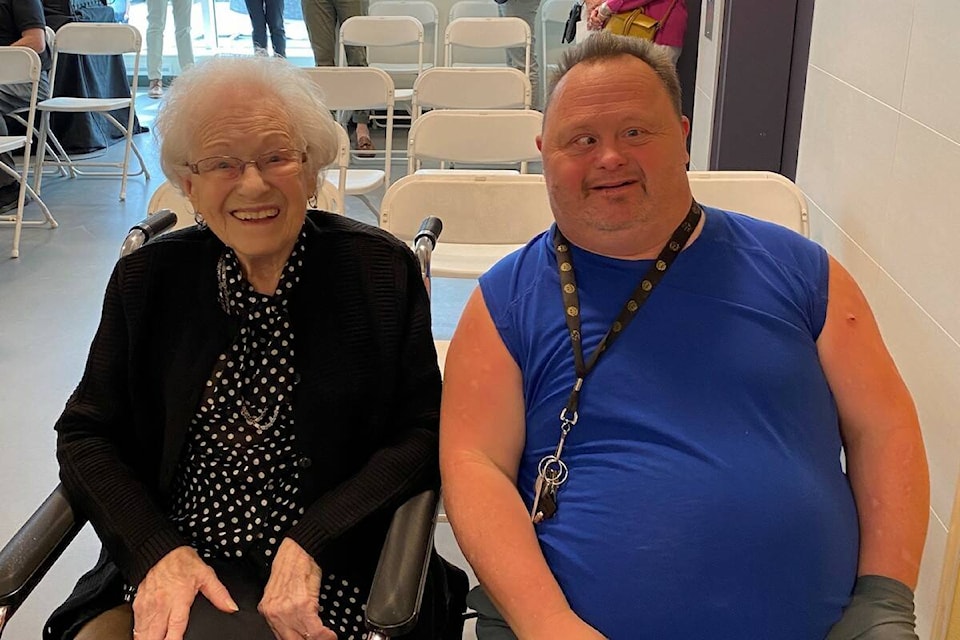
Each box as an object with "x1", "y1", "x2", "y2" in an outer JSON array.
[
  {"x1": 603, "y1": 0, "x2": 678, "y2": 41},
  {"x1": 603, "y1": 8, "x2": 660, "y2": 39}
]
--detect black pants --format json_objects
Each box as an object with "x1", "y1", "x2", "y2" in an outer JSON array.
[
  {"x1": 243, "y1": 0, "x2": 286, "y2": 56},
  {"x1": 183, "y1": 555, "x2": 467, "y2": 640}
]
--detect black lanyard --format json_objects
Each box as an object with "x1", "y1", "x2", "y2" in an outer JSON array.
[{"x1": 531, "y1": 201, "x2": 703, "y2": 524}]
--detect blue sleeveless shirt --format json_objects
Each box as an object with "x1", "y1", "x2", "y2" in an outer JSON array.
[{"x1": 479, "y1": 208, "x2": 858, "y2": 639}]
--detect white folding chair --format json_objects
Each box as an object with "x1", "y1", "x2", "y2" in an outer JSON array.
[
  {"x1": 33, "y1": 22, "x2": 149, "y2": 202},
  {"x1": 411, "y1": 67, "x2": 531, "y2": 120},
  {"x1": 381, "y1": 172, "x2": 554, "y2": 279},
  {"x1": 339, "y1": 15, "x2": 423, "y2": 109},
  {"x1": 6, "y1": 27, "x2": 70, "y2": 180},
  {"x1": 539, "y1": 0, "x2": 577, "y2": 105},
  {"x1": 407, "y1": 108, "x2": 542, "y2": 174},
  {"x1": 444, "y1": 17, "x2": 531, "y2": 78},
  {"x1": 0, "y1": 47, "x2": 57, "y2": 259},
  {"x1": 302, "y1": 66, "x2": 396, "y2": 219},
  {"x1": 688, "y1": 171, "x2": 809, "y2": 237}
]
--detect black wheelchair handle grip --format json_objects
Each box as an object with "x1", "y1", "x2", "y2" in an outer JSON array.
[
  {"x1": 414, "y1": 216, "x2": 443, "y2": 249},
  {"x1": 133, "y1": 209, "x2": 179, "y2": 241}
]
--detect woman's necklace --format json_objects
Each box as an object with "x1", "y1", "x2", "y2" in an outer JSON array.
[{"x1": 240, "y1": 402, "x2": 280, "y2": 433}]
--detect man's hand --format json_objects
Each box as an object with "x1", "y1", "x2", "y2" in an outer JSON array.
[
  {"x1": 132, "y1": 546, "x2": 238, "y2": 640},
  {"x1": 259, "y1": 538, "x2": 337, "y2": 640}
]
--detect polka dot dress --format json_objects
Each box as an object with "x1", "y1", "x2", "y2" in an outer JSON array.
[{"x1": 146, "y1": 234, "x2": 367, "y2": 637}]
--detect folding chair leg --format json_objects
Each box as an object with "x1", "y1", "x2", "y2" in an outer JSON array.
[{"x1": 357, "y1": 194, "x2": 381, "y2": 223}]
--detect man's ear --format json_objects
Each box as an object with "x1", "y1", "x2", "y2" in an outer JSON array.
[{"x1": 536, "y1": 135, "x2": 543, "y2": 152}]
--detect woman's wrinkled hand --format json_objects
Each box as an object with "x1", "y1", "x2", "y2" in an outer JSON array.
[
  {"x1": 259, "y1": 538, "x2": 337, "y2": 640},
  {"x1": 132, "y1": 545, "x2": 238, "y2": 640},
  {"x1": 587, "y1": 7, "x2": 608, "y2": 30}
]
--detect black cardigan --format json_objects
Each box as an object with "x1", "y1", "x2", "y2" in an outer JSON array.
[{"x1": 47, "y1": 212, "x2": 443, "y2": 638}]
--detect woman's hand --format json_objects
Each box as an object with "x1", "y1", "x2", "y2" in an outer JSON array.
[
  {"x1": 259, "y1": 538, "x2": 338, "y2": 640},
  {"x1": 132, "y1": 546, "x2": 238, "y2": 640},
  {"x1": 587, "y1": 6, "x2": 608, "y2": 30},
  {"x1": 583, "y1": 0, "x2": 603, "y2": 17}
]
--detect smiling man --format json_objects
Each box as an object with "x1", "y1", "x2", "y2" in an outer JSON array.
[{"x1": 440, "y1": 32, "x2": 929, "y2": 640}]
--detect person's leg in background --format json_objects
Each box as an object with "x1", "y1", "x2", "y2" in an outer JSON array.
[
  {"x1": 244, "y1": 0, "x2": 270, "y2": 54},
  {"x1": 264, "y1": 0, "x2": 286, "y2": 57},
  {"x1": 498, "y1": 0, "x2": 540, "y2": 109},
  {"x1": 145, "y1": 0, "x2": 169, "y2": 98},
  {"x1": 334, "y1": 0, "x2": 374, "y2": 154},
  {"x1": 301, "y1": 0, "x2": 338, "y2": 66},
  {"x1": 170, "y1": 0, "x2": 195, "y2": 75}
]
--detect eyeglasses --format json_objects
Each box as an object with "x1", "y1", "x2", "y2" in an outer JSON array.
[{"x1": 187, "y1": 148, "x2": 307, "y2": 181}]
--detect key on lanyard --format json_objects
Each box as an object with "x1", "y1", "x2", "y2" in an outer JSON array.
[{"x1": 530, "y1": 410, "x2": 574, "y2": 524}]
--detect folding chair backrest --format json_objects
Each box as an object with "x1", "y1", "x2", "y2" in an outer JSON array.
[
  {"x1": 0, "y1": 47, "x2": 41, "y2": 87},
  {"x1": 380, "y1": 174, "x2": 554, "y2": 279},
  {"x1": 52, "y1": 22, "x2": 141, "y2": 55},
  {"x1": 302, "y1": 66, "x2": 397, "y2": 112},
  {"x1": 147, "y1": 181, "x2": 196, "y2": 230},
  {"x1": 382, "y1": 173, "x2": 552, "y2": 242},
  {"x1": 412, "y1": 67, "x2": 531, "y2": 116},
  {"x1": 444, "y1": 17, "x2": 531, "y2": 69},
  {"x1": 687, "y1": 171, "x2": 809, "y2": 237},
  {"x1": 302, "y1": 66, "x2": 395, "y2": 188},
  {"x1": 48, "y1": 22, "x2": 141, "y2": 93},
  {"x1": 369, "y1": 0, "x2": 439, "y2": 67},
  {"x1": 408, "y1": 108, "x2": 542, "y2": 171},
  {"x1": 448, "y1": 0, "x2": 500, "y2": 20},
  {"x1": 340, "y1": 15, "x2": 424, "y2": 50}
]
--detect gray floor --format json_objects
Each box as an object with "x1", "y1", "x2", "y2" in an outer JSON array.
[{"x1": 0, "y1": 94, "x2": 480, "y2": 639}]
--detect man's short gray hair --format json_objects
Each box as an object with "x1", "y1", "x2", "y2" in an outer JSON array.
[
  {"x1": 545, "y1": 31, "x2": 682, "y2": 116},
  {"x1": 154, "y1": 55, "x2": 340, "y2": 192}
]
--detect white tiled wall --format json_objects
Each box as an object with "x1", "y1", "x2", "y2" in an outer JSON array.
[{"x1": 797, "y1": 1, "x2": 960, "y2": 636}]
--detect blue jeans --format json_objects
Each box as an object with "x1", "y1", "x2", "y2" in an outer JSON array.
[{"x1": 244, "y1": 0, "x2": 286, "y2": 56}]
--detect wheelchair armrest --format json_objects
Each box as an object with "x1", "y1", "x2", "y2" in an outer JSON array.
[
  {"x1": 0, "y1": 484, "x2": 85, "y2": 630},
  {"x1": 364, "y1": 488, "x2": 440, "y2": 638}
]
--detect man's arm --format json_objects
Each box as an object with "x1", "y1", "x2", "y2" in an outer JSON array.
[
  {"x1": 10, "y1": 27, "x2": 45, "y2": 54},
  {"x1": 440, "y1": 287, "x2": 604, "y2": 640},
  {"x1": 817, "y1": 255, "x2": 929, "y2": 588}
]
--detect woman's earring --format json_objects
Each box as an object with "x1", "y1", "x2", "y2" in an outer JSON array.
[
  {"x1": 307, "y1": 194, "x2": 319, "y2": 209},
  {"x1": 194, "y1": 211, "x2": 208, "y2": 229}
]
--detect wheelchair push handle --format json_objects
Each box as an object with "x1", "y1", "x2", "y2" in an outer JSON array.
[
  {"x1": 413, "y1": 217, "x2": 443, "y2": 294},
  {"x1": 119, "y1": 209, "x2": 179, "y2": 258},
  {"x1": 414, "y1": 216, "x2": 443, "y2": 250}
]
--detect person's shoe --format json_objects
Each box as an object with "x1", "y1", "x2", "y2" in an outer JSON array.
[
  {"x1": 0, "y1": 184, "x2": 31, "y2": 215},
  {"x1": 148, "y1": 79, "x2": 163, "y2": 99},
  {"x1": 354, "y1": 134, "x2": 376, "y2": 159}
]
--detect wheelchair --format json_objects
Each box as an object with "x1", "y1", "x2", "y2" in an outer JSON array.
[{"x1": 0, "y1": 209, "x2": 456, "y2": 640}]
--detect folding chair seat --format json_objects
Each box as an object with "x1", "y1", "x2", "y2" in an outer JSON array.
[
  {"x1": 539, "y1": 0, "x2": 578, "y2": 105},
  {"x1": 33, "y1": 22, "x2": 150, "y2": 202},
  {"x1": 0, "y1": 47, "x2": 57, "y2": 259},
  {"x1": 411, "y1": 67, "x2": 531, "y2": 120},
  {"x1": 407, "y1": 108, "x2": 542, "y2": 174},
  {"x1": 444, "y1": 17, "x2": 531, "y2": 78},
  {"x1": 302, "y1": 66, "x2": 396, "y2": 220},
  {"x1": 339, "y1": 15, "x2": 424, "y2": 110}
]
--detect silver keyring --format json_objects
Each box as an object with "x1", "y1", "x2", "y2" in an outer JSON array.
[{"x1": 538, "y1": 455, "x2": 569, "y2": 486}]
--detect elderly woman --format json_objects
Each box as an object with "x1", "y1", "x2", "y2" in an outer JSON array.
[{"x1": 44, "y1": 56, "x2": 465, "y2": 640}]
